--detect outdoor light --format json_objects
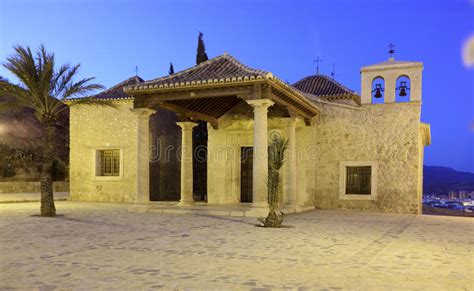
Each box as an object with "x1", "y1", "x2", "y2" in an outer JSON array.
[
  {"x1": 373, "y1": 84, "x2": 384, "y2": 98},
  {"x1": 397, "y1": 81, "x2": 410, "y2": 97},
  {"x1": 0, "y1": 123, "x2": 6, "y2": 135}
]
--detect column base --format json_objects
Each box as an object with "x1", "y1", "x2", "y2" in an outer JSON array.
[
  {"x1": 134, "y1": 198, "x2": 150, "y2": 204},
  {"x1": 178, "y1": 200, "x2": 195, "y2": 207},
  {"x1": 129, "y1": 203, "x2": 151, "y2": 213}
]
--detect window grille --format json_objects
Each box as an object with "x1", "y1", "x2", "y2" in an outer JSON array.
[
  {"x1": 98, "y1": 150, "x2": 120, "y2": 176},
  {"x1": 345, "y1": 166, "x2": 371, "y2": 195}
]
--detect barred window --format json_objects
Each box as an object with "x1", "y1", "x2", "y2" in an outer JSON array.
[
  {"x1": 345, "y1": 166, "x2": 371, "y2": 195},
  {"x1": 98, "y1": 150, "x2": 120, "y2": 176}
]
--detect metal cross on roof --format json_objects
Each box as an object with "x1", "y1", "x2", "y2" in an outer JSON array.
[
  {"x1": 313, "y1": 56, "x2": 323, "y2": 75},
  {"x1": 135, "y1": 66, "x2": 139, "y2": 77},
  {"x1": 331, "y1": 62, "x2": 336, "y2": 79},
  {"x1": 388, "y1": 43, "x2": 395, "y2": 58}
]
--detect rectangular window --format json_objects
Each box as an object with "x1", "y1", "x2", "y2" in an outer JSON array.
[
  {"x1": 98, "y1": 149, "x2": 120, "y2": 176},
  {"x1": 345, "y1": 166, "x2": 372, "y2": 195}
]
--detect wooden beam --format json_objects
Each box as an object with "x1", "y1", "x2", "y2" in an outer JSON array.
[
  {"x1": 136, "y1": 86, "x2": 254, "y2": 102},
  {"x1": 270, "y1": 91, "x2": 312, "y2": 119},
  {"x1": 270, "y1": 82, "x2": 320, "y2": 115},
  {"x1": 157, "y1": 102, "x2": 219, "y2": 128}
]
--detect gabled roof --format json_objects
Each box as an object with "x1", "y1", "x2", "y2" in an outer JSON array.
[
  {"x1": 124, "y1": 53, "x2": 320, "y2": 118},
  {"x1": 91, "y1": 76, "x2": 144, "y2": 100},
  {"x1": 125, "y1": 53, "x2": 270, "y2": 91}
]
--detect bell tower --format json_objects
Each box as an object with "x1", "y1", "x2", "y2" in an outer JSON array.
[{"x1": 360, "y1": 54, "x2": 423, "y2": 104}]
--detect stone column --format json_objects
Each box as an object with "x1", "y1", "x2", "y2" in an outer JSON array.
[
  {"x1": 177, "y1": 121, "x2": 198, "y2": 206},
  {"x1": 131, "y1": 108, "x2": 156, "y2": 203},
  {"x1": 282, "y1": 118, "x2": 297, "y2": 206},
  {"x1": 246, "y1": 99, "x2": 274, "y2": 207}
]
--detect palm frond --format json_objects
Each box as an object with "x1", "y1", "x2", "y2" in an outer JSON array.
[
  {"x1": 36, "y1": 45, "x2": 55, "y2": 108},
  {"x1": 3, "y1": 46, "x2": 45, "y2": 110},
  {"x1": 63, "y1": 77, "x2": 104, "y2": 99},
  {"x1": 0, "y1": 81, "x2": 36, "y2": 111},
  {"x1": 2, "y1": 44, "x2": 106, "y2": 122},
  {"x1": 52, "y1": 64, "x2": 75, "y2": 98}
]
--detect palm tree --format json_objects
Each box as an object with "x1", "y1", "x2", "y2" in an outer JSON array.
[
  {"x1": 259, "y1": 134, "x2": 288, "y2": 227},
  {"x1": 0, "y1": 45, "x2": 112, "y2": 216}
]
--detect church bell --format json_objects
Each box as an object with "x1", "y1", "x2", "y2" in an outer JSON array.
[
  {"x1": 373, "y1": 84, "x2": 383, "y2": 98},
  {"x1": 398, "y1": 81, "x2": 409, "y2": 97}
]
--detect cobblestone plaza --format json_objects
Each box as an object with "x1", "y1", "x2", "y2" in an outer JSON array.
[{"x1": 1, "y1": 202, "x2": 472, "y2": 290}]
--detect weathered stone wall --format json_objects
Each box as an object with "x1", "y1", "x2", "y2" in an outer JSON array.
[
  {"x1": 312, "y1": 101, "x2": 424, "y2": 214},
  {"x1": 67, "y1": 97, "x2": 425, "y2": 213},
  {"x1": 0, "y1": 182, "x2": 69, "y2": 193},
  {"x1": 68, "y1": 101, "x2": 138, "y2": 202},
  {"x1": 295, "y1": 124, "x2": 317, "y2": 207}
]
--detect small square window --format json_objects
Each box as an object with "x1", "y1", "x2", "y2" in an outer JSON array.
[
  {"x1": 97, "y1": 149, "x2": 120, "y2": 176},
  {"x1": 339, "y1": 161, "x2": 377, "y2": 200},
  {"x1": 345, "y1": 166, "x2": 372, "y2": 195}
]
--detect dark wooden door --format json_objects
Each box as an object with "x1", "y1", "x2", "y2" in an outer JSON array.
[
  {"x1": 193, "y1": 120, "x2": 207, "y2": 201},
  {"x1": 149, "y1": 108, "x2": 181, "y2": 201},
  {"x1": 240, "y1": 147, "x2": 253, "y2": 203}
]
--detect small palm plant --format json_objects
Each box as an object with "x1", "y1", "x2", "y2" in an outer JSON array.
[
  {"x1": 259, "y1": 133, "x2": 288, "y2": 227},
  {"x1": 0, "y1": 45, "x2": 112, "y2": 216}
]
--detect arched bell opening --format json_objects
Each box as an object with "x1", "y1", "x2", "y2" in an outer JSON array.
[
  {"x1": 371, "y1": 76, "x2": 385, "y2": 104},
  {"x1": 395, "y1": 75, "x2": 411, "y2": 102}
]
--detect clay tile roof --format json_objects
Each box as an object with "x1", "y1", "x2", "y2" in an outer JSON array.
[
  {"x1": 291, "y1": 74, "x2": 357, "y2": 98},
  {"x1": 134, "y1": 53, "x2": 268, "y2": 88},
  {"x1": 91, "y1": 75, "x2": 144, "y2": 100}
]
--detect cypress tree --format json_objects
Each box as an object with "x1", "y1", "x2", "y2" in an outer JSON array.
[
  {"x1": 169, "y1": 62, "x2": 175, "y2": 75},
  {"x1": 196, "y1": 32, "x2": 209, "y2": 65}
]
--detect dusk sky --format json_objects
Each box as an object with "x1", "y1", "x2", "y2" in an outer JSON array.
[{"x1": 1, "y1": 0, "x2": 473, "y2": 172}]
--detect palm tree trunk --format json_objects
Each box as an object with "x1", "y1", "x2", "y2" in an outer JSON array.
[{"x1": 40, "y1": 123, "x2": 56, "y2": 217}]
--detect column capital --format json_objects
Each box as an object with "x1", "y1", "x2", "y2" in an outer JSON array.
[
  {"x1": 280, "y1": 117, "x2": 297, "y2": 127},
  {"x1": 130, "y1": 108, "x2": 156, "y2": 117},
  {"x1": 246, "y1": 99, "x2": 274, "y2": 110},
  {"x1": 176, "y1": 121, "x2": 198, "y2": 130}
]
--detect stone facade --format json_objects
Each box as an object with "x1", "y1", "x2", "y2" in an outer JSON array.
[
  {"x1": 67, "y1": 57, "x2": 430, "y2": 215},
  {"x1": 312, "y1": 101, "x2": 425, "y2": 214},
  {"x1": 69, "y1": 100, "x2": 139, "y2": 202}
]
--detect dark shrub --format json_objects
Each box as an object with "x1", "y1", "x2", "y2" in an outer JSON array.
[
  {"x1": 52, "y1": 158, "x2": 68, "y2": 181},
  {"x1": 1, "y1": 163, "x2": 16, "y2": 178}
]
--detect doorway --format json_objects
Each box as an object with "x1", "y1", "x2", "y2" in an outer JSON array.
[
  {"x1": 240, "y1": 147, "x2": 253, "y2": 203},
  {"x1": 149, "y1": 108, "x2": 181, "y2": 201},
  {"x1": 193, "y1": 120, "x2": 208, "y2": 201}
]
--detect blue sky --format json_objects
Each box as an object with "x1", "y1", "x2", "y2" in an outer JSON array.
[{"x1": 0, "y1": 0, "x2": 473, "y2": 172}]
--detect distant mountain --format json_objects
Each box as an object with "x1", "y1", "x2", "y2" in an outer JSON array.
[{"x1": 424, "y1": 166, "x2": 474, "y2": 196}]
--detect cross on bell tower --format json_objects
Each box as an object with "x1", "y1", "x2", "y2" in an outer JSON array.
[
  {"x1": 313, "y1": 56, "x2": 323, "y2": 75},
  {"x1": 388, "y1": 43, "x2": 395, "y2": 59}
]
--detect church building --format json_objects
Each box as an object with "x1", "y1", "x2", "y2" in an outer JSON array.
[{"x1": 66, "y1": 53, "x2": 431, "y2": 216}]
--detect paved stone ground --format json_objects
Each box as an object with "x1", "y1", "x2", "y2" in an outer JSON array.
[{"x1": 0, "y1": 202, "x2": 472, "y2": 290}]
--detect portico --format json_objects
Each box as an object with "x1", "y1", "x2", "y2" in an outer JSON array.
[{"x1": 124, "y1": 54, "x2": 319, "y2": 213}]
